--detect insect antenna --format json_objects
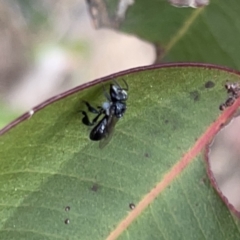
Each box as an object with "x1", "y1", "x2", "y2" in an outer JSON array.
[
  {"x1": 113, "y1": 78, "x2": 129, "y2": 91},
  {"x1": 122, "y1": 79, "x2": 129, "y2": 91},
  {"x1": 112, "y1": 79, "x2": 120, "y2": 87}
]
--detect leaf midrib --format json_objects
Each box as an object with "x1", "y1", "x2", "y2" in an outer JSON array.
[{"x1": 106, "y1": 95, "x2": 240, "y2": 240}]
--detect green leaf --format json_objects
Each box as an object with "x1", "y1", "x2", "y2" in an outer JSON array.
[
  {"x1": 90, "y1": 0, "x2": 240, "y2": 69},
  {"x1": 0, "y1": 104, "x2": 19, "y2": 130},
  {"x1": 0, "y1": 64, "x2": 240, "y2": 239}
]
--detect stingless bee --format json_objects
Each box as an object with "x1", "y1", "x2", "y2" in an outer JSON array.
[{"x1": 80, "y1": 79, "x2": 128, "y2": 148}]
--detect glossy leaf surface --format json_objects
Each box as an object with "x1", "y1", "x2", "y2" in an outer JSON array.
[{"x1": 0, "y1": 64, "x2": 240, "y2": 239}]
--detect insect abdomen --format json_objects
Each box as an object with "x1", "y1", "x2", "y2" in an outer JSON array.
[{"x1": 89, "y1": 117, "x2": 108, "y2": 141}]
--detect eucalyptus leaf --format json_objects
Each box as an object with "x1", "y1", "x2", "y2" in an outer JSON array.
[{"x1": 0, "y1": 64, "x2": 240, "y2": 239}]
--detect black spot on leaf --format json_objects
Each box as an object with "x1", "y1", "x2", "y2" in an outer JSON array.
[
  {"x1": 65, "y1": 206, "x2": 70, "y2": 212},
  {"x1": 129, "y1": 203, "x2": 135, "y2": 210},
  {"x1": 190, "y1": 90, "x2": 200, "y2": 102},
  {"x1": 204, "y1": 81, "x2": 215, "y2": 88},
  {"x1": 200, "y1": 177, "x2": 206, "y2": 185},
  {"x1": 91, "y1": 183, "x2": 99, "y2": 192},
  {"x1": 65, "y1": 218, "x2": 70, "y2": 224}
]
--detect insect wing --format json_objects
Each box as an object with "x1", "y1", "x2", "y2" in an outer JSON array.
[{"x1": 99, "y1": 115, "x2": 119, "y2": 149}]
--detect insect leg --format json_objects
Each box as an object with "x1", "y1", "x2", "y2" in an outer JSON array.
[
  {"x1": 80, "y1": 108, "x2": 104, "y2": 126},
  {"x1": 91, "y1": 109, "x2": 104, "y2": 124},
  {"x1": 80, "y1": 111, "x2": 94, "y2": 126},
  {"x1": 122, "y1": 79, "x2": 129, "y2": 91},
  {"x1": 82, "y1": 101, "x2": 99, "y2": 114}
]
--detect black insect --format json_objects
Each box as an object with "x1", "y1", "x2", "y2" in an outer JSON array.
[
  {"x1": 80, "y1": 79, "x2": 128, "y2": 148},
  {"x1": 225, "y1": 82, "x2": 240, "y2": 95},
  {"x1": 219, "y1": 82, "x2": 240, "y2": 111},
  {"x1": 219, "y1": 96, "x2": 235, "y2": 111}
]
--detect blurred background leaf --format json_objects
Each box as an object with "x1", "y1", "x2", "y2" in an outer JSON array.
[
  {"x1": 90, "y1": 0, "x2": 240, "y2": 68},
  {"x1": 0, "y1": 0, "x2": 154, "y2": 128}
]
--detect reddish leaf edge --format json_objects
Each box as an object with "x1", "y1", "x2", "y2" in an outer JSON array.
[
  {"x1": 1, "y1": 62, "x2": 240, "y2": 136},
  {"x1": 205, "y1": 107, "x2": 240, "y2": 219},
  {"x1": 106, "y1": 97, "x2": 240, "y2": 240},
  {"x1": 1, "y1": 62, "x2": 240, "y2": 233}
]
